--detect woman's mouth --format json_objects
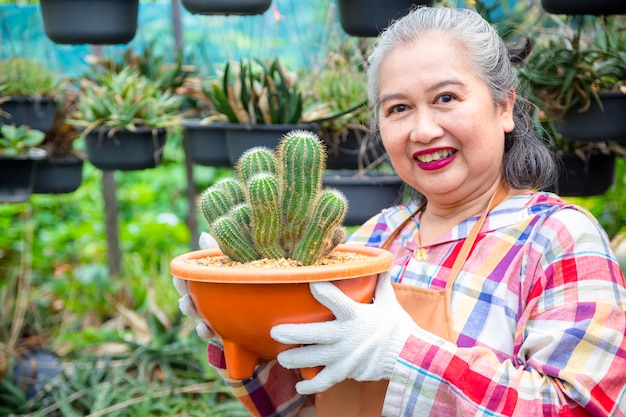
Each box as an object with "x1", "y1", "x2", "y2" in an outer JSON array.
[{"x1": 413, "y1": 148, "x2": 457, "y2": 170}]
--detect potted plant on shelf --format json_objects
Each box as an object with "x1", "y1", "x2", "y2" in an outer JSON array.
[
  {"x1": 518, "y1": 14, "x2": 626, "y2": 196},
  {"x1": 0, "y1": 57, "x2": 65, "y2": 133},
  {"x1": 518, "y1": 15, "x2": 626, "y2": 144},
  {"x1": 203, "y1": 57, "x2": 321, "y2": 165},
  {"x1": 69, "y1": 67, "x2": 183, "y2": 171},
  {"x1": 0, "y1": 124, "x2": 47, "y2": 203},
  {"x1": 170, "y1": 130, "x2": 393, "y2": 380}
]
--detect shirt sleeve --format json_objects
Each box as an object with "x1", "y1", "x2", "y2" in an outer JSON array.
[
  {"x1": 206, "y1": 339, "x2": 315, "y2": 416},
  {"x1": 384, "y1": 207, "x2": 626, "y2": 416}
]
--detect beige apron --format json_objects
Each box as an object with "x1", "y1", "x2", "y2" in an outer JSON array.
[{"x1": 314, "y1": 182, "x2": 509, "y2": 417}]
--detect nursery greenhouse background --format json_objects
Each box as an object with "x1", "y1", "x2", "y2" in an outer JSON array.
[{"x1": 1, "y1": 0, "x2": 626, "y2": 416}]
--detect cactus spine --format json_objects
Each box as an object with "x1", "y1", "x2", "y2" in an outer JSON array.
[{"x1": 199, "y1": 130, "x2": 348, "y2": 265}]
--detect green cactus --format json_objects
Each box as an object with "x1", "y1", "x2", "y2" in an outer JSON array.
[
  {"x1": 292, "y1": 189, "x2": 348, "y2": 265},
  {"x1": 211, "y1": 216, "x2": 259, "y2": 263},
  {"x1": 279, "y1": 130, "x2": 325, "y2": 256},
  {"x1": 199, "y1": 130, "x2": 348, "y2": 265},
  {"x1": 199, "y1": 187, "x2": 232, "y2": 225},
  {"x1": 236, "y1": 146, "x2": 278, "y2": 183},
  {"x1": 247, "y1": 173, "x2": 286, "y2": 259},
  {"x1": 214, "y1": 177, "x2": 245, "y2": 205}
]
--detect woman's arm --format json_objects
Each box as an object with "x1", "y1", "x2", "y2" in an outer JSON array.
[{"x1": 385, "y1": 208, "x2": 626, "y2": 416}]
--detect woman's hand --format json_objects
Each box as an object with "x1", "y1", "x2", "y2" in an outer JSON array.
[
  {"x1": 271, "y1": 276, "x2": 417, "y2": 395},
  {"x1": 173, "y1": 232, "x2": 219, "y2": 339}
]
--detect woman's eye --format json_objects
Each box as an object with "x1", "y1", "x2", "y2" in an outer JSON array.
[
  {"x1": 390, "y1": 104, "x2": 408, "y2": 114},
  {"x1": 436, "y1": 94, "x2": 454, "y2": 104}
]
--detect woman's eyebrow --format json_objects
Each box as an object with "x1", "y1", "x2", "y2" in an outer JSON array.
[{"x1": 379, "y1": 79, "x2": 465, "y2": 105}]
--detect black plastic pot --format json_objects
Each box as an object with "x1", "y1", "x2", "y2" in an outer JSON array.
[
  {"x1": 548, "y1": 151, "x2": 616, "y2": 197},
  {"x1": 324, "y1": 128, "x2": 386, "y2": 170},
  {"x1": 0, "y1": 96, "x2": 57, "y2": 133},
  {"x1": 33, "y1": 156, "x2": 84, "y2": 194},
  {"x1": 181, "y1": 0, "x2": 271, "y2": 15},
  {"x1": 224, "y1": 123, "x2": 318, "y2": 165},
  {"x1": 557, "y1": 92, "x2": 626, "y2": 143},
  {"x1": 322, "y1": 171, "x2": 403, "y2": 226},
  {"x1": 337, "y1": 0, "x2": 435, "y2": 37},
  {"x1": 540, "y1": 0, "x2": 626, "y2": 15},
  {"x1": 84, "y1": 128, "x2": 167, "y2": 171},
  {"x1": 182, "y1": 119, "x2": 229, "y2": 167},
  {"x1": 40, "y1": 0, "x2": 139, "y2": 44},
  {"x1": 0, "y1": 149, "x2": 47, "y2": 203}
]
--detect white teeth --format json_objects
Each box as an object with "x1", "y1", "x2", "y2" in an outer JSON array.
[{"x1": 416, "y1": 149, "x2": 453, "y2": 163}]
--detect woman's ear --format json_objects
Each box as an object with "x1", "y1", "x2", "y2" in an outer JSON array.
[{"x1": 499, "y1": 89, "x2": 516, "y2": 133}]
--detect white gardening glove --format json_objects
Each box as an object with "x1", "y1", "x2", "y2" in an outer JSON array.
[
  {"x1": 173, "y1": 232, "x2": 219, "y2": 339},
  {"x1": 270, "y1": 276, "x2": 417, "y2": 395}
]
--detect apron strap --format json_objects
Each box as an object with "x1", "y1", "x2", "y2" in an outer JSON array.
[{"x1": 381, "y1": 181, "x2": 510, "y2": 290}]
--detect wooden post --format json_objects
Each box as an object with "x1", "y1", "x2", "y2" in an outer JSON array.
[
  {"x1": 103, "y1": 170, "x2": 121, "y2": 278},
  {"x1": 171, "y1": 0, "x2": 200, "y2": 250},
  {"x1": 91, "y1": 44, "x2": 122, "y2": 278}
]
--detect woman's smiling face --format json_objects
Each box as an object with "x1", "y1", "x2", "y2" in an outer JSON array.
[{"x1": 377, "y1": 33, "x2": 515, "y2": 207}]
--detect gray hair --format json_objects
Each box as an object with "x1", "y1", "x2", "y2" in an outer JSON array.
[{"x1": 367, "y1": 6, "x2": 557, "y2": 192}]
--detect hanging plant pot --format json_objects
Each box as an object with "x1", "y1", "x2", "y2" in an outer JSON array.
[
  {"x1": 40, "y1": 0, "x2": 139, "y2": 45},
  {"x1": 0, "y1": 149, "x2": 47, "y2": 203},
  {"x1": 322, "y1": 171, "x2": 403, "y2": 226},
  {"x1": 324, "y1": 128, "x2": 386, "y2": 170},
  {"x1": 557, "y1": 91, "x2": 626, "y2": 143},
  {"x1": 170, "y1": 244, "x2": 393, "y2": 380},
  {"x1": 182, "y1": 119, "x2": 229, "y2": 167},
  {"x1": 181, "y1": 0, "x2": 271, "y2": 15},
  {"x1": 0, "y1": 96, "x2": 57, "y2": 133},
  {"x1": 337, "y1": 0, "x2": 435, "y2": 37},
  {"x1": 548, "y1": 150, "x2": 616, "y2": 197},
  {"x1": 540, "y1": 0, "x2": 626, "y2": 15},
  {"x1": 84, "y1": 128, "x2": 167, "y2": 171},
  {"x1": 33, "y1": 156, "x2": 84, "y2": 194},
  {"x1": 224, "y1": 123, "x2": 318, "y2": 166}
]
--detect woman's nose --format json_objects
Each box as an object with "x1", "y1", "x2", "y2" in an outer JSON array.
[{"x1": 409, "y1": 108, "x2": 443, "y2": 143}]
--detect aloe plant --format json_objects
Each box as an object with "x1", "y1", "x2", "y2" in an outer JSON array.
[
  {"x1": 203, "y1": 57, "x2": 304, "y2": 125},
  {"x1": 199, "y1": 130, "x2": 348, "y2": 265},
  {"x1": 0, "y1": 57, "x2": 64, "y2": 98},
  {"x1": 68, "y1": 67, "x2": 182, "y2": 133}
]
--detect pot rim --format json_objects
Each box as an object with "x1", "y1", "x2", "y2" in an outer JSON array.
[{"x1": 170, "y1": 243, "x2": 393, "y2": 284}]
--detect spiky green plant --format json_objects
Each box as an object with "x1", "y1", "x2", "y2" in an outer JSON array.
[{"x1": 199, "y1": 130, "x2": 348, "y2": 265}]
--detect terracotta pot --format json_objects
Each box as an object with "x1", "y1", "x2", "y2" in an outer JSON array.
[{"x1": 170, "y1": 244, "x2": 393, "y2": 380}]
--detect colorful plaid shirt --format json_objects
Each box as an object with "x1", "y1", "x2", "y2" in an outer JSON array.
[{"x1": 207, "y1": 191, "x2": 626, "y2": 416}]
